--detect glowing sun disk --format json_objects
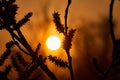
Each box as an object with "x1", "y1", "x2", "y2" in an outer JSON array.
[{"x1": 46, "y1": 36, "x2": 61, "y2": 50}]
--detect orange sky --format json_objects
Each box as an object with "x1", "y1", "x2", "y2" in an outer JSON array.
[
  {"x1": 0, "y1": 0, "x2": 120, "y2": 52},
  {"x1": 0, "y1": 0, "x2": 120, "y2": 79}
]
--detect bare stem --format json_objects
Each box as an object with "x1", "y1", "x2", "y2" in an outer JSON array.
[
  {"x1": 64, "y1": 0, "x2": 71, "y2": 34},
  {"x1": 109, "y1": 0, "x2": 115, "y2": 43},
  {"x1": 103, "y1": 0, "x2": 115, "y2": 80},
  {"x1": 64, "y1": 0, "x2": 74, "y2": 80},
  {"x1": 66, "y1": 50, "x2": 74, "y2": 80},
  {"x1": 16, "y1": 28, "x2": 34, "y2": 54}
]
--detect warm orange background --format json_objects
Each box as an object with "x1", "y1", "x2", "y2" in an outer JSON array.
[{"x1": 0, "y1": 0, "x2": 120, "y2": 80}]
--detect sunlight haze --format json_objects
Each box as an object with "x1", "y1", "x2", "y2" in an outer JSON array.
[{"x1": 0, "y1": 0, "x2": 120, "y2": 80}]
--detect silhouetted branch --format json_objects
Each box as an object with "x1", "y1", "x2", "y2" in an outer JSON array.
[
  {"x1": 103, "y1": 0, "x2": 116, "y2": 79},
  {"x1": 64, "y1": 0, "x2": 71, "y2": 34},
  {"x1": 35, "y1": 43, "x2": 41, "y2": 56},
  {"x1": 0, "y1": 1, "x2": 18, "y2": 27},
  {"x1": 53, "y1": 12, "x2": 64, "y2": 33},
  {"x1": 6, "y1": 41, "x2": 16, "y2": 49},
  {"x1": 0, "y1": 65, "x2": 11, "y2": 80},
  {"x1": 16, "y1": 52, "x2": 28, "y2": 67},
  {"x1": 16, "y1": 26, "x2": 34, "y2": 55},
  {"x1": 18, "y1": 63, "x2": 39, "y2": 80},
  {"x1": 15, "y1": 12, "x2": 32, "y2": 29},
  {"x1": 11, "y1": 56, "x2": 22, "y2": 74},
  {"x1": 3, "y1": 65, "x2": 11, "y2": 77},
  {"x1": 63, "y1": 29, "x2": 75, "y2": 52},
  {"x1": 113, "y1": 40, "x2": 120, "y2": 60},
  {"x1": 48, "y1": 55, "x2": 69, "y2": 68},
  {"x1": 66, "y1": 50, "x2": 74, "y2": 80},
  {"x1": 109, "y1": 0, "x2": 115, "y2": 44},
  {"x1": 8, "y1": 29, "x2": 30, "y2": 55},
  {"x1": 64, "y1": 0, "x2": 74, "y2": 80},
  {"x1": 52, "y1": 0, "x2": 75, "y2": 80},
  {"x1": 0, "y1": 49, "x2": 11, "y2": 65},
  {"x1": 14, "y1": 23, "x2": 58, "y2": 80},
  {"x1": 14, "y1": 41, "x2": 30, "y2": 55},
  {"x1": 93, "y1": 0, "x2": 120, "y2": 80}
]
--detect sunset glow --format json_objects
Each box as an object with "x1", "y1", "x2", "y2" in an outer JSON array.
[{"x1": 46, "y1": 36, "x2": 61, "y2": 50}]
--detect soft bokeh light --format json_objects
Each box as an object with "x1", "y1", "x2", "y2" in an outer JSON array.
[{"x1": 46, "y1": 36, "x2": 61, "y2": 50}]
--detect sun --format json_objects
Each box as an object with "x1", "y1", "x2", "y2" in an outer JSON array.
[{"x1": 46, "y1": 36, "x2": 61, "y2": 50}]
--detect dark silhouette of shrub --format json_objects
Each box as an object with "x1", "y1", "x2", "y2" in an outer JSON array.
[{"x1": 0, "y1": 0, "x2": 75, "y2": 80}]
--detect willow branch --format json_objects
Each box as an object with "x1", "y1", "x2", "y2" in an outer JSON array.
[
  {"x1": 16, "y1": 28, "x2": 34, "y2": 54},
  {"x1": 7, "y1": 26, "x2": 57, "y2": 80},
  {"x1": 16, "y1": 29, "x2": 57, "y2": 80},
  {"x1": 103, "y1": 0, "x2": 115, "y2": 79},
  {"x1": 66, "y1": 51, "x2": 74, "y2": 80},
  {"x1": 64, "y1": 0, "x2": 74, "y2": 80},
  {"x1": 64, "y1": 0, "x2": 71, "y2": 34},
  {"x1": 15, "y1": 41, "x2": 30, "y2": 55},
  {"x1": 7, "y1": 29, "x2": 30, "y2": 55},
  {"x1": 109, "y1": 0, "x2": 115, "y2": 43},
  {"x1": 39, "y1": 61, "x2": 57, "y2": 80}
]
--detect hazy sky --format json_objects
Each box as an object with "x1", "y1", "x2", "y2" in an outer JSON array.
[
  {"x1": 0, "y1": 0, "x2": 120, "y2": 51},
  {"x1": 0, "y1": 0, "x2": 120, "y2": 80}
]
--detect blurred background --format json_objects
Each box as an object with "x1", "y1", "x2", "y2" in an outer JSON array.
[{"x1": 0, "y1": 0, "x2": 120, "y2": 80}]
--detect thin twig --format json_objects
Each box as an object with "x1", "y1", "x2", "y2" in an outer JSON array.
[
  {"x1": 109, "y1": 0, "x2": 115, "y2": 44},
  {"x1": 64, "y1": 0, "x2": 71, "y2": 34},
  {"x1": 15, "y1": 42, "x2": 30, "y2": 55},
  {"x1": 64, "y1": 0, "x2": 74, "y2": 80},
  {"x1": 8, "y1": 29, "x2": 30, "y2": 55},
  {"x1": 16, "y1": 28, "x2": 34, "y2": 54},
  {"x1": 103, "y1": 0, "x2": 115, "y2": 80},
  {"x1": 66, "y1": 50, "x2": 74, "y2": 80}
]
